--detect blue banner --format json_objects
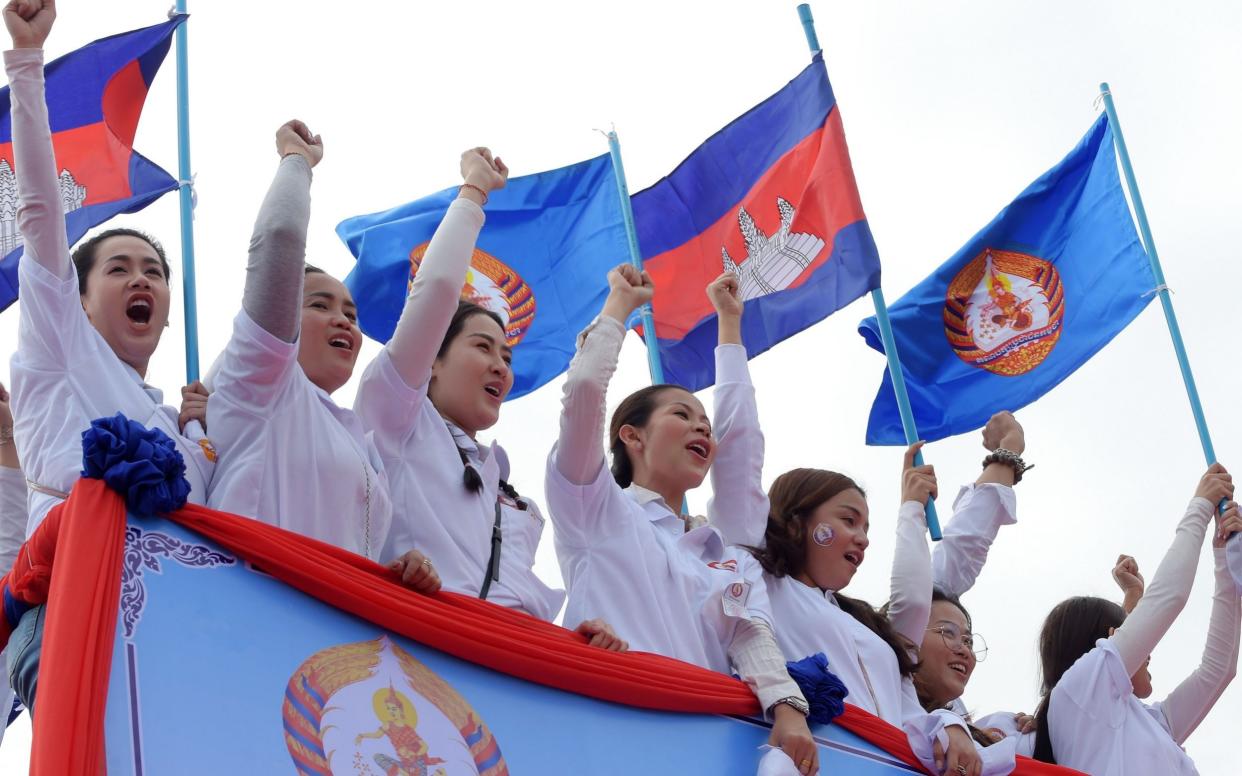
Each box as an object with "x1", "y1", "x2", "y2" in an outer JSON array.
[
  {"x1": 859, "y1": 115, "x2": 1153, "y2": 444},
  {"x1": 105, "y1": 514, "x2": 921, "y2": 775},
  {"x1": 337, "y1": 154, "x2": 627, "y2": 400}
]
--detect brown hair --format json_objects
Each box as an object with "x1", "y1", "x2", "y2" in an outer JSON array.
[
  {"x1": 1031, "y1": 596, "x2": 1126, "y2": 763},
  {"x1": 748, "y1": 469, "x2": 917, "y2": 678},
  {"x1": 913, "y1": 590, "x2": 997, "y2": 747},
  {"x1": 607, "y1": 384, "x2": 683, "y2": 488},
  {"x1": 72, "y1": 227, "x2": 171, "y2": 294}
]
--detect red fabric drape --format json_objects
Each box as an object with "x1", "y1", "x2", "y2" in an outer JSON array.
[{"x1": 2, "y1": 481, "x2": 1082, "y2": 775}]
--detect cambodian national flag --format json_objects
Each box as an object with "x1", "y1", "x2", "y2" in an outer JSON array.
[
  {"x1": 337, "y1": 154, "x2": 627, "y2": 400},
  {"x1": 859, "y1": 115, "x2": 1154, "y2": 444},
  {"x1": 631, "y1": 52, "x2": 882, "y2": 391},
  {"x1": 0, "y1": 16, "x2": 183, "y2": 311}
]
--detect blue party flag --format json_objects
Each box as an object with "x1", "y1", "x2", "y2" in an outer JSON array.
[
  {"x1": 337, "y1": 154, "x2": 627, "y2": 399},
  {"x1": 860, "y1": 114, "x2": 1154, "y2": 444},
  {"x1": 0, "y1": 17, "x2": 184, "y2": 310}
]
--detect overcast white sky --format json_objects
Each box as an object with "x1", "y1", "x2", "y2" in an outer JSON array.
[{"x1": 2, "y1": 1, "x2": 1241, "y2": 773}]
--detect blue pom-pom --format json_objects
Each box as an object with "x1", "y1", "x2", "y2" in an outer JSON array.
[
  {"x1": 81, "y1": 413, "x2": 191, "y2": 517},
  {"x1": 786, "y1": 652, "x2": 848, "y2": 724}
]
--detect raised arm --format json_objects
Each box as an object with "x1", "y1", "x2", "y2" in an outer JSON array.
[
  {"x1": 704, "y1": 271, "x2": 766, "y2": 547},
  {"x1": 931, "y1": 413, "x2": 1022, "y2": 595},
  {"x1": 888, "y1": 442, "x2": 937, "y2": 646},
  {"x1": 1111, "y1": 554, "x2": 1145, "y2": 614},
  {"x1": 384, "y1": 149, "x2": 508, "y2": 388},
  {"x1": 240, "y1": 121, "x2": 322, "y2": 342},
  {"x1": 1110, "y1": 465, "x2": 1231, "y2": 675},
  {"x1": 553, "y1": 264, "x2": 651, "y2": 485},
  {"x1": 1158, "y1": 502, "x2": 1242, "y2": 744},
  {"x1": 5, "y1": 0, "x2": 70, "y2": 280}
]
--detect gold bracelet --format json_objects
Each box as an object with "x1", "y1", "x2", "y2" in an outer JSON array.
[{"x1": 459, "y1": 183, "x2": 489, "y2": 205}]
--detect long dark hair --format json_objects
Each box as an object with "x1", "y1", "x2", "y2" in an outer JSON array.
[
  {"x1": 72, "y1": 227, "x2": 171, "y2": 293},
  {"x1": 748, "y1": 468, "x2": 917, "y2": 678},
  {"x1": 438, "y1": 300, "x2": 524, "y2": 507},
  {"x1": 1031, "y1": 596, "x2": 1127, "y2": 763},
  {"x1": 607, "y1": 384, "x2": 682, "y2": 488}
]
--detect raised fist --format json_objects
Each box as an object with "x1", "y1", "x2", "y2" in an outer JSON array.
[
  {"x1": 459, "y1": 147, "x2": 509, "y2": 194},
  {"x1": 706, "y1": 271, "x2": 743, "y2": 318},
  {"x1": 275, "y1": 119, "x2": 323, "y2": 168},
  {"x1": 4, "y1": 0, "x2": 54, "y2": 49},
  {"x1": 981, "y1": 411, "x2": 1024, "y2": 455}
]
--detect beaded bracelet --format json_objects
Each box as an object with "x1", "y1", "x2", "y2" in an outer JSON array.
[
  {"x1": 982, "y1": 447, "x2": 1032, "y2": 483},
  {"x1": 459, "y1": 183, "x2": 489, "y2": 205}
]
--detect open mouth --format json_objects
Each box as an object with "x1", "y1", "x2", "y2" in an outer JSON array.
[
  {"x1": 328, "y1": 335, "x2": 354, "y2": 351},
  {"x1": 483, "y1": 383, "x2": 503, "y2": 399},
  {"x1": 685, "y1": 440, "x2": 710, "y2": 460},
  {"x1": 948, "y1": 661, "x2": 968, "y2": 677},
  {"x1": 126, "y1": 295, "x2": 153, "y2": 325},
  {"x1": 843, "y1": 551, "x2": 862, "y2": 567}
]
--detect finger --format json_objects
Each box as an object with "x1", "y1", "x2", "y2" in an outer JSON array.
[
  {"x1": 903, "y1": 441, "x2": 926, "y2": 470},
  {"x1": 495, "y1": 157, "x2": 509, "y2": 177},
  {"x1": 944, "y1": 748, "x2": 960, "y2": 776},
  {"x1": 932, "y1": 739, "x2": 944, "y2": 771}
]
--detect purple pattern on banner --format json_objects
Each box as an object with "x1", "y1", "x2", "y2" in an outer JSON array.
[{"x1": 121, "y1": 525, "x2": 235, "y2": 639}]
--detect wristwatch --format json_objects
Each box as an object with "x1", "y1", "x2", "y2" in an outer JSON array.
[{"x1": 773, "y1": 696, "x2": 810, "y2": 716}]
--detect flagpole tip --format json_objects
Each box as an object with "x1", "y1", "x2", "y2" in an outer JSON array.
[{"x1": 1099, "y1": 81, "x2": 1111, "y2": 93}]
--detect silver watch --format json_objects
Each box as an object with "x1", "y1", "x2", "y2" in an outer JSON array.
[{"x1": 773, "y1": 696, "x2": 810, "y2": 716}]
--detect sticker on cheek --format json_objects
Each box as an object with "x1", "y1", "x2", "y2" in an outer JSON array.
[{"x1": 812, "y1": 523, "x2": 835, "y2": 547}]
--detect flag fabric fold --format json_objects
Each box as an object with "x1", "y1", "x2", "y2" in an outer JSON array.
[
  {"x1": 337, "y1": 153, "x2": 627, "y2": 399},
  {"x1": 0, "y1": 16, "x2": 184, "y2": 310},
  {"x1": 631, "y1": 52, "x2": 882, "y2": 391},
  {"x1": 860, "y1": 114, "x2": 1154, "y2": 444}
]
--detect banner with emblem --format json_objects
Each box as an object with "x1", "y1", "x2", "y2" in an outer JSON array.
[
  {"x1": 337, "y1": 154, "x2": 627, "y2": 400},
  {"x1": 859, "y1": 114, "x2": 1153, "y2": 444},
  {"x1": 630, "y1": 52, "x2": 883, "y2": 391},
  {"x1": 0, "y1": 17, "x2": 183, "y2": 311}
]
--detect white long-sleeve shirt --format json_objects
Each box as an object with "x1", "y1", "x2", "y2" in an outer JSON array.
[
  {"x1": 1048, "y1": 498, "x2": 1238, "y2": 774},
  {"x1": 354, "y1": 199, "x2": 563, "y2": 620},
  {"x1": 931, "y1": 483, "x2": 1017, "y2": 596},
  {"x1": 545, "y1": 315, "x2": 801, "y2": 710},
  {"x1": 5, "y1": 50, "x2": 212, "y2": 532}
]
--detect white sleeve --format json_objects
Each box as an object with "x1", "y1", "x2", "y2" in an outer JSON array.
[
  {"x1": 384, "y1": 199, "x2": 485, "y2": 389},
  {"x1": 1155, "y1": 545, "x2": 1240, "y2": 744},
  {"x1": 0, "y1": 466, "x2": 28, "y2": 575},
  {"x1": 728, "y1": 617, "x2": 805, "y2": 716},
  {"x1": 208, "y1": 310, "x2": 300, "y2": 419},
  {"x1": 887, "y1": 501, "x2": 934, "y2": 647},
  {"x1": 552, "y1": 316, "x2": 625, "y2": 486},
  {"x1": 1110, "y1": 497, "x2": 1213, "y2": 675},
  {"x1": 903, "y1": 703, "x2": 1019, "y2": 776},
  {"x1": 5, "y1": 49, "x2": 72, "y2": 282},
  {"x1": 931, "y1": 483, "x2": 1017, "y2": 596},
  {"x1": 707, "y1": 344, "x2": 767, "y2": 547}
]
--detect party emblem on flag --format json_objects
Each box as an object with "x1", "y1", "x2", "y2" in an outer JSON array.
[
  {"x1": 943, "y1": 248, "x2": 1065, "y2": 376},
  {"x1": 282, "y1": 635, "x2": 507, "y2": 775},
  {"x1": 721, "y1": 196, "x2": 825, "y2": 301},
  {"x1": 0, "y1": 161, "x2": 88, "y2": 254},
  {"x1": 409, "y1": 244, "x2": 536, "y2": 346}
]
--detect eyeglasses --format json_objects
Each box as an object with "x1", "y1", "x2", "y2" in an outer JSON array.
[{"x1": 927, "y1": 623, "x2": 988, "y2": 662}]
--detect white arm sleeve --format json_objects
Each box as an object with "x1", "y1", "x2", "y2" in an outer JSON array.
[
  {"x1": 931, "y1": 483, "x2": 1017, "y2": 596},
  {"x1": 1111, "y1": 497, "x2": 1213, "y2": 675},
  {"x1": 553, "y1": 316, "x2": 626, "y2": 486},
  {"x1": 887, "y1": 501, "x2": 934, "y2": 647},
  {"x1": 707, "y1": 344, "x2": 767, "y2": 547},
  {"x1": 384, "y1": 199, "x2": 485, "y2": 388},
  {"x1": 0, "y1": 466, "x2": 28, "y2": 575},
  {"x1": 1157, "y1": 545, "x2": 1241, "y2": 744},
  {"x1": 729, "y1": 617, "x2": 805, "y2": 716}
]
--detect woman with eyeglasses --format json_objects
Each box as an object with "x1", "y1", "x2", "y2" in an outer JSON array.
[
  {"x1": 749, "y1": 450, "x2": 1017, "y2": 776},
  {"x1": 1026, "y1": 465, "x2": 1241, "y2": 774}
]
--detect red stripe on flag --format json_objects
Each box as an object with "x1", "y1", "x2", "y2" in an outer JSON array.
[
  {"x1": 643, "y1": 109, "x2": 869, "y2": 339},
  {"x1": 0, "y1": 123, "x2": 134, "y2": 207},
  {"x1": 101, "y1": 60, "x2": 150, "y2": 149}
]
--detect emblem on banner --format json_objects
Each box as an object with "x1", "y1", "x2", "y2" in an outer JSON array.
[
  {"x1": 0, "y1": 159, "x2": 87, "y2": 254},
  {"x1": 721, "y1": 196, "x2": 825, "y2": 301},
  {"x1": 409, "y1": 243, "x2": 536, "y2": 346},
  {"x1": 282, "y1": 636, "x2": 507, "y2": 775},
  {"x1": 944, "y1": 248, "x2": 1065, "y2": 376}
]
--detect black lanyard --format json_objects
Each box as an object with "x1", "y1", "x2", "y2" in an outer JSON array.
[{"x1": 479, "y1": 500, "x2": 502, "y2": 599}]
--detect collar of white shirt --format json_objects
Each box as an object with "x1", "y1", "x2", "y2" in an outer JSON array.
[
  {"x1": 624, "y1": 483, "x2": 725, "y2": 559},
  {"x1": 444, "y1": 419, "x2": 506, "y2": 481},
  {"x1": 124, "y1": 362, "x2": 164, "y2": 405}
]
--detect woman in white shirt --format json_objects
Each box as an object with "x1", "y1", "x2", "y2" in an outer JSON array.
[
  {"x1": 3, "y1": 1, "x2": 214, "y2": 712},
  {"x1": 545, "y1": 267, "x2": 817, "y2": 773},
  {"x1": 204, "y1": 121, "x2": 417, "y2": 577},
  {"x1": 1031, "y1": 464, "x2": 1241, "y2": 774},
  {"x1": 352, "y1": 149, "x2": 620, "y2": 648},
  {"x1": 751, "y1": 453, "x2": 1014, "y2": 776}
]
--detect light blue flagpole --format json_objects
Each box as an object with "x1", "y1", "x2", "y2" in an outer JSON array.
[
  {"x1": 606, "y1": 131, "x2": 666, "y2": 384},
  {"x1": 173, "y1": 2, "x2": 200, "y2": 383},
  {"x1": 797, "y1": 3, "x2": 942, "y2": 539},
  {"x1": 1098, "y1": 83, "x2": 1217, "y2": 466}
]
